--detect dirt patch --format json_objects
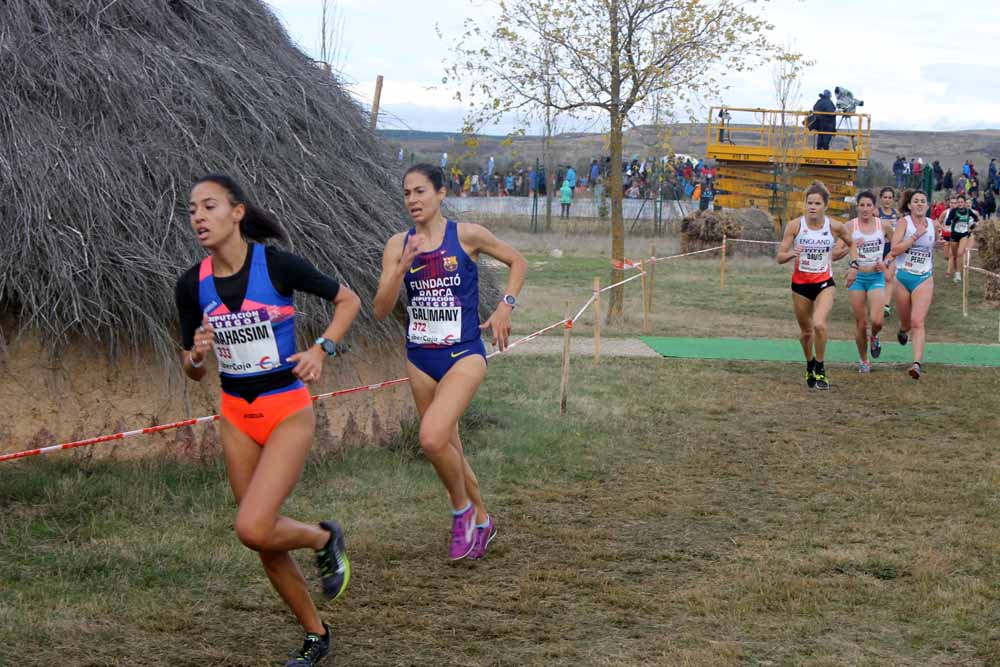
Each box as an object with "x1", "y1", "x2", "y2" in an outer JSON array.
[{"x1": 0, "y1": 335, "x2": 414, "y2": 458}]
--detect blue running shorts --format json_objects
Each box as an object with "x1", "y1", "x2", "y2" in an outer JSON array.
[
  {"x1": 848, "y1": 271, "x2": 886, "y2": 292},
  {"x1": 896, "y1": 269, "x2": 932, "y2": 293},
  {"x1": 407, "y1": 338, "x2": 487, "y2": 382}
]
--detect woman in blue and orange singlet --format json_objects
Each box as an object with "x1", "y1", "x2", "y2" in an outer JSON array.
[
  {"x1": 175, "y1": 175, "x2": 360, "y2": 667},
  {"x1": 887, "y1": 189, "x2": 936, "y2": 380},
  {"x1": 776, "y1": 182, "x2": 853, "y2": 390},
  {"x1": 373, "y1": 164, "x2": 527, "y2": 561}
]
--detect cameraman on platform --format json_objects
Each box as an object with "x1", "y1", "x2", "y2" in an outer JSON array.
[{"x1": 810, "y1": 90, "x2": 836, "y2": 150}]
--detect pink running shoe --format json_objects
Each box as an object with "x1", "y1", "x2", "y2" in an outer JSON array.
[
  {"x1": 449, "y1": 504, "x2": 477, "y2": 560},
  {"x1": 469, "y1": 516, "x2": 498, "y2": 560}
]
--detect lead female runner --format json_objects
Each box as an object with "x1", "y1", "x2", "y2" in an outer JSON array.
[
  {"x1": 776, "y1": 182, "x2": 853, "y2": 389},
  {"x1": 176, "y1": 175, "x2": 360, "y2": 667},
  {"x1": 373, "y1": 164, "x2": 527, "y2": 561}
]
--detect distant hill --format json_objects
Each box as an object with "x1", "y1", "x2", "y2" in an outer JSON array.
[{"x1": 381, "y1": 125, "x2": 1000, "y2": 177}]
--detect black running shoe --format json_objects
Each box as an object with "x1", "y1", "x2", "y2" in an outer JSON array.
[
  {"x1": 897, "y1": 329, "x2": 909, "y2": 346},
  {"x1": 806, "y1": 358, "x2": 817, "y2": 389},
  {"x1": 908, "y1": 362, "x2": 922, "y2": 380},
  {"x1": 284, "y1": 623, "x2": 331, "y2": 667},
  {"x1": 814, "y1": 369, "x2": 830, "y2": 390},
  {"x1": 316, "y1": 521, "x2": 350, "y2": 600}
]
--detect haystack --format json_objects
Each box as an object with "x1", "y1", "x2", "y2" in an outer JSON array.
[
  {"x1": 679, "y1": 208, "x2": 779, "y2": 257},
  {"x1": 0, "y1": 0, "x2": 416, "y2": 454},
  {"x1": 974, "y1": 220, "x2": 1000, "y2": 302}
]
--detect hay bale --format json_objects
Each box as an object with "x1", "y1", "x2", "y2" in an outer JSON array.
[
  {"x1": 679, "y1": 208, "x2": 778, "y2": 256},
  {"x1": 975, "y1": 220, "x2": 1000, "y2": 302},
  {"x1": 0, "y1": 0, "x2": 411, "y2": 359}
]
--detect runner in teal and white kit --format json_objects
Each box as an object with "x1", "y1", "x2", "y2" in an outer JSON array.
[
  {"x1": 374, "y1": 164, "x2": 528, "y2": 561},
  {"x1": 887, "y1": 190, "x2": 936, "y2": 380},
  {"x1": 846, "y1": 191, "x2": 894, "y2": 373}
]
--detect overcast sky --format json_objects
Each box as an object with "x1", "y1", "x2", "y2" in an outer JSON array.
[{"x1": 266, "y1": 0, "x2": 998, "y2": 134}]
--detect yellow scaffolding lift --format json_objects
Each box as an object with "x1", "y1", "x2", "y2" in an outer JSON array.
[{"x1": 706, "y1": 107, "x2": 871, "y2": 225}]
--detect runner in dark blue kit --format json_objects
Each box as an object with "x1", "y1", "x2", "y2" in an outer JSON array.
[
  {"x1": 374, "y1": 164, "x2": 527, "y2": 561},
  {"x1": 878, "y1": 187, "x2": 900, "y2": 315},
  {"x1": 943, "y1": 194, "x2": 980, "y2": 284},
  {"x1": 175, "y1": 175, "x2": 360, "y2": 667}
]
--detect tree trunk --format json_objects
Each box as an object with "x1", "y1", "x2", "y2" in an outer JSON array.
[
  {"x1": 544, "y1": 108, "x2": 554, "y2": 231},
  {"x1": 607, "y1": 111, "x2": 625, "y2": 323},
  {"x1": 606, "y1": 0, "x2": 624, "y2": 324}
]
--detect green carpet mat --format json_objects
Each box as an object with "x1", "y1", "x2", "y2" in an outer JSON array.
[{"x1": 640, "y1": 336, "x2": 1000, "y2": 367}]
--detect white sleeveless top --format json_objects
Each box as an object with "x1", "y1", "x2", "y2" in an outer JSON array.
[
  {"x1": 899, "y1": 216, "x2": 935, "y2": 276},
  {"x1": 850, "y1": 218, "x2": 885, "y2": 269},
  {"x1": 793, "y1": 216, "x2": 834, "y2": 277}
]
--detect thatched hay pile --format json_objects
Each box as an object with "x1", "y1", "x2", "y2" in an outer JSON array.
[
  {"x1": 0, "y1": 0, "x2": 408, "y2": 360},
  {"x1": 679, "y1": 208, "x2": 779, "y2": 256},
  {"x1": 974, "y1": 220, "x2": 1000, "y2": 302}
]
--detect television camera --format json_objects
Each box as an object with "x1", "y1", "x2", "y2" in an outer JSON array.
[{"x1": 834, "y1": 87, "x2": 864, "y2": 113}]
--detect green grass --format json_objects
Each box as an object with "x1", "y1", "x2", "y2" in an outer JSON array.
[
  {"x1": 511, "y1": 247, "x2": 1000, "y2": 346},
  {"x1": 4, "y1": 232, "x2": 1000, "y2": 666},
  {"x1": 3, "y1": 356, "x2": 1000, "y2": 666}
]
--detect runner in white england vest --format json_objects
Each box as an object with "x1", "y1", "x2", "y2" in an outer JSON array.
[{"x1": 776, "y1": 182, "x2": 853, "y2": 390}]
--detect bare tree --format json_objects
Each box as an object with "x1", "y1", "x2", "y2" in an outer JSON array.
[
  {"x1": 770, "y1": 46, "x2": 813, "y2": 226},
  {"x1": 446, "y1": 0, "x2": 778, "y2": 321}
]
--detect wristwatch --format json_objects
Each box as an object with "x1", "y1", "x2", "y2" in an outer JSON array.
[
  {"x1": 315, "y1": 337, "x2": 338, "y2": 357},
  {"x1": 501, "y1": 294, "x2": 517, "y2": 308},
  {"x1": 849, "y1": 260, "x2": 860, "y2": 270}
]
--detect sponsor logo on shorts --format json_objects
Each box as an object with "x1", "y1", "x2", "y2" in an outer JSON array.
[
  {"x1": 451, "y1": 349, "x2": 469, "y2": 358},
  {"x1": 244, "y1": 412, "x2": 264, "y2": 419},
  {"x1": 820, "y1": 282, "x2": 828, "y2": 288}
]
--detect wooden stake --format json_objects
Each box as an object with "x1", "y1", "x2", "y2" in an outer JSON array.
[
  {"x1": 593, "y1": 277, "x2": 601, "y2": 365},
  {"x1": 559, "y1": 302, "x2": 573, "y2": 414},
  {"x1": 962, "y1": 248, "x2": 969, "y2": 317},
  {"x1": 720, "y1": 233, "x2": 728, "y2": 290},
  {"x1": 640, "y1": 260, "x2": 651, "y2": 335},
  {"x1": 648, "y1": 242, "x2": 656, "y2": 313},
  {"x1": 369, "y1": 74, "x2": 384, "y2": 130}
]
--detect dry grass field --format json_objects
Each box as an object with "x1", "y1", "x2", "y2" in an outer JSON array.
[{"x1": 2, "y1": 227, "x2": 999, "y2": 666}]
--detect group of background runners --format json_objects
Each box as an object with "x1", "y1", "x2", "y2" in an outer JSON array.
[
  {"x1": 176, "y1": 164, "x2": 525, "y2": 667},
  {"x1": 777, "y1": 181, "x2": 977, "y2": 387}
]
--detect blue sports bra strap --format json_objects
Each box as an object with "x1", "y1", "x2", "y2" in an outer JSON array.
[{"x1": 251, "y1": 242, "x2": 265, "y2": 266}]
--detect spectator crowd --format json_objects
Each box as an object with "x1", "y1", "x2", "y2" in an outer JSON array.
[{"x1": 396, "y1": 148, "x2": 998, "y2": 221}]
